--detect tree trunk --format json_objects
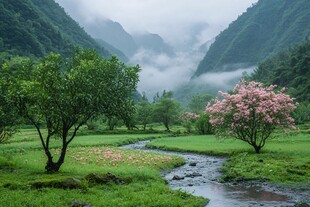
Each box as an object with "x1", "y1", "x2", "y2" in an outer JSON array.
[
  {"x1": 44, "y1": 145, "x2": 67, "y2": 173},
  {"x1": 253, "y1": 145, "x2": 262, "y2": 154},
  {"x1": 164, "y1": 122, "x2": 170, "y2": 131},
  {"x1": 45, "y1": 160, "x2": 62, "y2": 173}
]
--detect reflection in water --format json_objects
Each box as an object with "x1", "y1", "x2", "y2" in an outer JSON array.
[
  {"x1": 234, "y1": 186, "x2": 289, "y2": 201},
  {"x1": 179, "y1": 184, "x2": 289, "y2": 207}
]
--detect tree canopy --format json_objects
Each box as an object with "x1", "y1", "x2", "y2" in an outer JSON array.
[{"x1": 5, "y1": 48, "x2": 140, "y2": 172}]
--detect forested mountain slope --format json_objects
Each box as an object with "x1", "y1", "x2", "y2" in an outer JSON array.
[
  {"x1": 250, "y1": 40, "x2": 310, "y2": 102},
  {"x1": 0, "y1": 0, "x2": 110, "y2": 58},
  {"x1": 194, "y1": 0, "x2": 310, "y2": 76}
]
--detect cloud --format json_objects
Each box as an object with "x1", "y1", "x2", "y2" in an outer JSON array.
[
  {"x1": 55, "y1": 0, "x2": 258, "y2": 46},
  {"x1": 132, "y1": 49, "x2": 205, "y2": 98},
  {"x1": 193, "y1": 67, "x2": 256, "y2": 91},
  {"x1": 53, "y1": 0, "x2": 258, "y2": 99}
]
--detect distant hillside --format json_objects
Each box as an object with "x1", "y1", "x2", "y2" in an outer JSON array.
[
  {"x1": 81, "y1": 19, "x2": 137, "y2": 58},
  {"x1": 0, "y1": 0, "x2": 110, "y2": 58},
  {"x1": 95, "y1": 39, "x2": 129, "y2": 63},
  {"x1": 250, "y1": 40, "x2": 310, "y2": 102},
  {"x1": 133, "y1": 33, "x2": 174, "y2": 56},
  {"x1": 77, "y1": 18, "x2": 175, "y2": 58},
  {"x1": 194, "y1": 0, "x2": 310, "y2": 76}
]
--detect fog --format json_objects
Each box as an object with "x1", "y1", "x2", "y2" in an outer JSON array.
[
  {"x1": 193, "y1": 67, "x2": 256, "y2": 89},
  {"x1": 53, "y1": 0, "x2": 259, "y2": 99},
  {"x1": 134, "y1": 46, "x2": 255, "y2": 98},
  {"x1": 55, "y1": 0, "x2": 258, "y2": 47},
  {"x1": 131, "y1": 48, "x2": 205, "y2": 98}
]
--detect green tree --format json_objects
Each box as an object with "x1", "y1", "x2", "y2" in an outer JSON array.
[
  {"x1": 136, "y1": 99, "x2": 153, "y2": 130},
  {"x1": 8, "y1": 49, "x2": 140, "y2": 172},
  {"x1": 0, "y1": 59, "x2": 23, "y2": 143},
  {"x1": 153, "y1": 92, "x2": 180, "y2": 131},
  {"x1": 188, "y1": 94, "x2": 213, "y2": 114},
  {"x1": 292, "y1": 102, "x2": 310, "y2": 124}
]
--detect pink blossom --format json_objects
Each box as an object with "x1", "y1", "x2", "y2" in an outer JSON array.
[{"x1": 206, "y1": 80, "x2": 297, "y2": 152}]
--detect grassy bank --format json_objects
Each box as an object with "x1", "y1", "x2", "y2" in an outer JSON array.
[
  {"x1": 147, "y1": 134, "x2": 310, "y2": 187},
  {"x1": 0, "y1": 129, "x2": 207, "y2": 207}
]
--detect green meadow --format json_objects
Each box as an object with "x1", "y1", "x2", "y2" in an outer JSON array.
[
  {"x1": 0, "y1": 129, "x2": 207, "y2": 207},
  {"x1": 1, "y1": 127, "x2": 309, "y2": 207}
]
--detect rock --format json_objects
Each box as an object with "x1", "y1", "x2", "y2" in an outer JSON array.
[
  {"x1": 172, "y1": 175, "x2": 184, "y2": 180},
  {"x1": 71, "y1": 200, "x2": 92, "y2": 207},
  {"x1": 188, "y1": 183, "x2": 193, "y2": 186},
  {"x1": 85, "y1": 172, "x2": 130, "y2": 185},
  {"x1": 294, "y1": 201, "x2": 310, "y2": 207},
  {"x1": 189, "y1": 162, "x2": 197, "y2": 166},
  {"x1": 31, "y1": 178, "x2": 84, "y2": 189},
  {"x1": 62, "y1": 178, "x2": 83, "y2": 189},
  {"x1": 185, "y1": 172, "x2": 202, "y2": 178}
]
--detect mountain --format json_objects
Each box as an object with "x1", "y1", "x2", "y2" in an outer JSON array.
[
  {"x1": 76, "y1": 18, "x2": 175, "y2": 58},
  {"x1": 194, "y1": 0, "x2": 310, "y2": 77},
  {"x1": 80, "y1": 18, "x2": 137, "y2": 58},
  {"x1": 250, "y1": 40, "x2": 310, "y2": 102},
  {"x1": 0, "y1": 0, "x2": 113, "y2": 58},
  {"x1": 133, "y1": 32, "x2": 174, "y2": 56},
  {"x1": 95, "y1": 39, "x2": 128, "y2": 63}
]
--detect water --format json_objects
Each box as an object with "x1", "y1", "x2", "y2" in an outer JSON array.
[{"x1": 122, "y1": 141, "x2": 309, "y2": 207}]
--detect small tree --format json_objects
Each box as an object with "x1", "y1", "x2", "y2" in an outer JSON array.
[
  {"x1": 136, "y1": 99, "x2": 153, "y2": 130},
  {"x1": 153, "y1": 92, "x2": 180, "y2": 131},
  {"x1": 206, "y1": 81, "x2": 297, "y2": 153},
  {"x1": 181, "y1": 112, "x2": 199, "y2": 133},
  {"x1": 9, "y1": 49, "x2": 140, "y2": 172}
]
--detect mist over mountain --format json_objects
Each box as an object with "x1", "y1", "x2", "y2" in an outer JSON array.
[
  {"x1": 95, "y1": 38, "x2": 128, "y2": 63},
  {"x1": 132, "y1": 32, "x2": 175, "y2": 57},
  {"x1": 81, "y1": 18, "x2": 138, "y2": 57},
  {"x1": 3, "y1": 0, "x2": 308, "y2": 105},
  {"x1": 194, "y1": 0, "x2": 310, "y2": 77},
  {"x1": 0, "y1": 0, "x2": 111, "y2": 58}
]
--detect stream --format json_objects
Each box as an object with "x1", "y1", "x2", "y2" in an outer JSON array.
[{"x1": 121, "y1": 140, "x2": 310, "y2": 207}]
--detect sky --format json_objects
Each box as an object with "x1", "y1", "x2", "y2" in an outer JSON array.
[
  {"x1": 55, "y1": 0, "x2": 258, "y2": 46},
  {"x1": 54, "y1": 0, "x2": 258, "y2": 97}
]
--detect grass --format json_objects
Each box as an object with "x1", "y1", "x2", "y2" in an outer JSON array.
[
  {"x1": 0, "y1": 129, "x2": 207, "y2": 207},
  {"x1": 147, "y1": 135, "x2": 254, "y2": 156},
  {"x1": 1, "y1": 129, "x2": 166, "y2": 152},
  {"x1": 147, "y1": 133, "x2": 310, "y2": 188}
]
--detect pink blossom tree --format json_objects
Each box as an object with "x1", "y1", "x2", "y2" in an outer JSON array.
[
  {"x1": 181, "y1": 112, "x2": 199, "y2": 133},
  {"x1": 206, "y1": 81, "x2": 297, "y2": 153}
]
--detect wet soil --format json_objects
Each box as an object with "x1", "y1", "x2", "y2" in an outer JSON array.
[{"x1": 121, "y1": 141, "x2": 310, "y2": 207}]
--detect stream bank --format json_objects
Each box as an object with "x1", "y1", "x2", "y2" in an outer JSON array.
[{"x1": 121, "y1": 140, "x2": 310, "y2": 207}]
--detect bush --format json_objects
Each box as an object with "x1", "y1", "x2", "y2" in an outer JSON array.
[{"x1": 195, "y1": 113, "x2": 213, "y2": 135}]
